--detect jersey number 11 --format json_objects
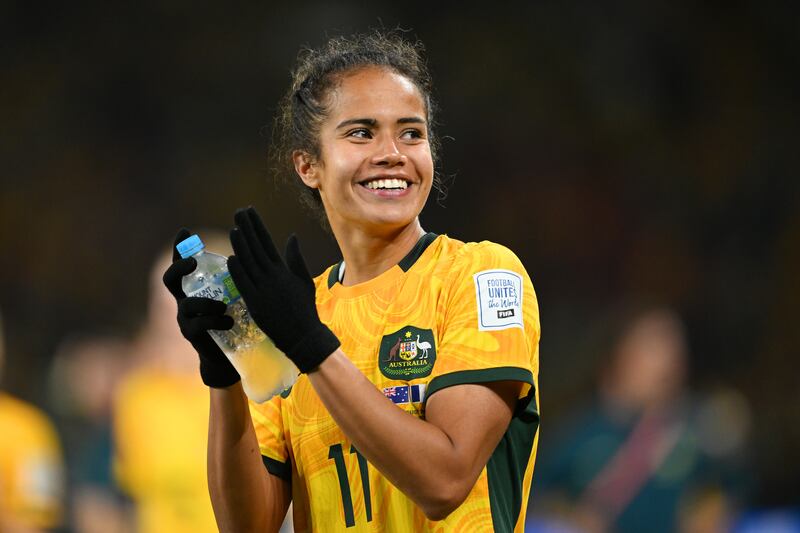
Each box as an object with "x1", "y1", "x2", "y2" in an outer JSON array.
[{"x1": 328, "y1": 443, "x2": 373, "y2": 527}]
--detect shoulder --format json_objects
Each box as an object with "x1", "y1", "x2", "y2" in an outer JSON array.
[
  {"x1": 0, "y1": 392, "x2": 60, "y2": 448},
  {"x1": 436, "y1": 236, "x2": 530, "y2": 282},
  {"x1": 0, "y1": 392, "x2": 52, "y2": 430},
  {"x1": 436, "y1": 237, "x2": 539, "y2": 334}
]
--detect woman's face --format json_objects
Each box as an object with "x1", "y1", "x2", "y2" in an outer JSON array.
[{"x1": 296, "y1": 67, "x2": 434, "y2": 235}]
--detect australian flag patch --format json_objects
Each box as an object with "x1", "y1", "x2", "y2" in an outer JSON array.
[{"x1": 382, "y1": 384, "x2": 426, "y2": 405}]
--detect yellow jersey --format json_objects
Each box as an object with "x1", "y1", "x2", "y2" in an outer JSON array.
[
  {"x1": 113, "y1": 367, "x2": 218, "y2": 533},
  {"x1": 250, "y1": 234, "x2": 541, "y2": 532},
  {"x1": 0, "y1": 392, "x2": 64, "y2": 529}
]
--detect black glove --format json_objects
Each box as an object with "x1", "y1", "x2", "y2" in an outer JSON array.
[
  {"x1": 227, "y1": 207, "x2": 340, "y2": 373},
  {"x1": 162, "y1": 228, "x2": 241, "y2": 388}
]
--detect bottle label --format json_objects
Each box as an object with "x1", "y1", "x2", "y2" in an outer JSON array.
[
  {"x1": 186, "y1": 273, "x2": 241, "y2": 305},
  {"x1": 222, "y1": 275, "x2": 242, "y2": 303}
]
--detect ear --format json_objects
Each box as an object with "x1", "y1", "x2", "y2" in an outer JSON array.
[{"x1": 293, "y1": 150, "x2": 319, "y2": 189}]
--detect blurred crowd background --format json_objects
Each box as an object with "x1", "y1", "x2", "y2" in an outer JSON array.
[{"x1": 1, "y1": 2, "x2": 798, "y2": 532}]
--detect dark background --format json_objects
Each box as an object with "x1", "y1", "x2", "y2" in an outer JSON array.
[{"x1": 1, "y1": 1, "x2": 798, "y2": 508}]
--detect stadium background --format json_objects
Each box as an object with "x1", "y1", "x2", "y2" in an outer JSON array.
[{"x1": 1, "y1": 1, "x2": 798, "y2": 529}]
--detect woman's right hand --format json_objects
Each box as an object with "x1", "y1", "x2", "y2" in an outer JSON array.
[{"x1": 162, "y1": 228, "x2": 240, "y2": 388}]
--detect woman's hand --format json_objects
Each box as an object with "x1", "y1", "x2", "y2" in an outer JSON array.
[
  {"x1": 227, "y1": 207, "x2": 340, "y2": 373},
  {"x1": 162, "y1": 228, "x2": 240, "y2": 388}
]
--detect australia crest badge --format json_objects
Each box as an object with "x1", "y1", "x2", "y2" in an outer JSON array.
[{"x1": 378, "y1": 326, "x2": 436, "y2": 380}]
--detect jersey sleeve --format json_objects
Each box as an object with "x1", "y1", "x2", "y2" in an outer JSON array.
[
  {"x1": 249, "y1": 392, "x2": 291, "y2": 481},
  {"x1": 426, "y1": 241, "x2": 540, "y2": 414}
]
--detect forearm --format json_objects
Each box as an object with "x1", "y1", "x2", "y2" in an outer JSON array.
[
  {"x1": 207, "y1": 383, "x2": 285, "y2": 532},
  {"x1": 308, "y1": 351, "x2": 480, "y2": 517}
]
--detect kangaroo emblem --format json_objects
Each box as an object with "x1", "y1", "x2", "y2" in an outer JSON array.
[{"x1": 385, "y1": 337, "x2": 403, "y2": 362}]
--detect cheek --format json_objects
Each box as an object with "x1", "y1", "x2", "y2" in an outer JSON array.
[
  {"x1": 415, "y1": 151, "x2": 435, "y2": 190},
  {"x1": 319, "y1": 148, "x2": 362, "y2": 186}
]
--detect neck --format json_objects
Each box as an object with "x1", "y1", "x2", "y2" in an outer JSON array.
[{"x1": 332, "y1": 220, "x2": 426, "y2": 286}]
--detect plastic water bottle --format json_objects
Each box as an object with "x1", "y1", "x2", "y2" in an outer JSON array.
[{"x1": 176, "y1": 234, "x2": 298, "y2": 402}]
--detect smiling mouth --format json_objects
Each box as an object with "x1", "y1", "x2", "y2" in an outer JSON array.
[{"x1": 360, "y1": 178, "x2": 410, "y2": 191}]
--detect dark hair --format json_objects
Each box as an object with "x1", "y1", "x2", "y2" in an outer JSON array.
[{"x1": 269, "y1": 30, "x2": 442, "y2": 224}]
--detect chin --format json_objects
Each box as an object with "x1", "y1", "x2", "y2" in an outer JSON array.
[
  {"x1": 358, "y1": 210, "x2": 418, "y2": 232},
  {"x1": 368, "y1": 217, "x2": 415, "y2": 233}
]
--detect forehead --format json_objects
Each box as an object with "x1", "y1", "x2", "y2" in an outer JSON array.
[{"x1": 326, "y1": 67, "x2": 426, "y2": 121}]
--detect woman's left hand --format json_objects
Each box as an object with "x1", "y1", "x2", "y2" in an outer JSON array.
[{"x1": 227, "y1": 206, "x2": 340, "y2": 373}]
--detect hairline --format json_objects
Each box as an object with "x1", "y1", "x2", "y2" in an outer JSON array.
[{"x1": 301, "y1": 65, "x2": 433, "y2": 157}]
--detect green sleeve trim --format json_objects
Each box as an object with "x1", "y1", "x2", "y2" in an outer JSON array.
[
  {"x1": 262, "y1": 455, "x2": 291, "y2": 481},
  {"x1": 424, "y1": 366, "x2": 534, "y2": 408}
]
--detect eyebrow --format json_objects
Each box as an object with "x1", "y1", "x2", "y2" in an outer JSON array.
[{"x1": 335, "y1": 116, "x2": 426, "y2": 129}]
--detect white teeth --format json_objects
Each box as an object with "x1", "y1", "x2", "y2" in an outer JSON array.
[{"x1": 364, "y1": 178, "x2": 408, "y2": 190}]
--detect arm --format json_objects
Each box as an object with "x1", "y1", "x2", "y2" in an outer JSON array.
[
  {"x1": 309, "y1": 350, "x2": 520, "y2": 520},
  {"x1": 161, "y1": 229, "x2": 290, "y2": 532},
  {"x1": 207, "y1": 382, "x2": 291, "y2": 533}
]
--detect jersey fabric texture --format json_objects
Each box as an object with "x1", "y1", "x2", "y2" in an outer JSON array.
[
  {"x1": 250, "y1": 234, "x2": 541, "y2": 532},
  {"x1": 113, "y1": 367, "x2": 218, "y2": 533},
  {"x1": 0, "y1": 392, "x2": 64, "y2": 529}
]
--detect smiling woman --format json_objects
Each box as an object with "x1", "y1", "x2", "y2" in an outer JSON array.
[
  {"x1": 270, "y1": 32, "x2": 442, "y2": 229},
  {"x1": 161, "y1": 30, "x2": 541, "y2": 532},
  {"x1": 293, "y1": 67, "x2": 434, "y2": 249}
]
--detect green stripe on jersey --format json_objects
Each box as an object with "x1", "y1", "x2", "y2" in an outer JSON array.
[
  {"x1": 326, "y1": 233, "x2": 438, "y2": 288},
  {"x1": 262, "y1": 455, "x2": 291, "y2": 481},
  {"x1": 487, "y1": 391, "x2": 538, "y2": 532},
  {"x1": 422, "y1": 366, "x2": 538, "y2": 531},
  {"x1": 398, "y1": 232, "x2": 439, "y2": 272}
]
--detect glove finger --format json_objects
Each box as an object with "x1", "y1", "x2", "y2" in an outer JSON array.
[
  {"x1": 247, "y1": 207, "x2": 282, "y2": 262},
  {"x1": 227, "y1": 255, "x2": 261, "y2": 305},
  {"x1": 230, "y1": 226, "x2": 267, "y2": 285},
  {"x1": 172, "y1": 228, "x2": 193, "y2": 262},
  {"x1": 285, "y1": 234, "x2": 315, "y2": 294},
  {"x1": 237, "y1": 207, "x2": 281, "y2": 264},
  {"x1": 163, "y1": 257, "x2": 197, "y2": 299},
  {"x1": 184, "y1": 314, "x2": 234, "y2": 336},
  {"x1": 179, "y1": 296, "x2": 228, "y2": 317},
  {"x1": 233, "y1": 210, "x2": 268, "y2": 270}
]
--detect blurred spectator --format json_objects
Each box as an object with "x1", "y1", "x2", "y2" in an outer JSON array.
[
  {"x1": 0, "y1": 308, "x2": 65, "y2": 532},
  {"x1": 48, "y1": 334, "x2": 131, "y2": 533},
  {"x1": 530, "y1": 306, "x2": 750, "y2": 533},
  {"x1": 111, "y1": 238, "x2": 222, "y2": 533}
]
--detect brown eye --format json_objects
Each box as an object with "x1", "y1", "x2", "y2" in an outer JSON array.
[
  {"x1": 401, "y1": 129, "x2": 423, "y2": 140},
  {"x1": 348, "y1": 128, "x2": 372, "y2": 139}
]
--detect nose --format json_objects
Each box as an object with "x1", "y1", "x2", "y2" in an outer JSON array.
[{"x1": 370, "y1": 136, "x2": 407, "y2": 167}]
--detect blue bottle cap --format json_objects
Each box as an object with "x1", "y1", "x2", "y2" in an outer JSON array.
[{"x1": 176, "y1": 234, "x2": 205, "y2": 259}]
